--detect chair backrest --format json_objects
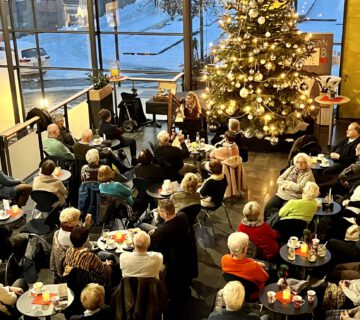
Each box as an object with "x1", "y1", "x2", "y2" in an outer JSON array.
[
  {"x1": 223, "y1": 272, "x2": 258, "y2": 301},
  {"x1": 30, "y1": 190, "x2": 59, "y2": 212},
  {"x1": 180, "y1": 204, "x2": 201, "y2": 226},
  {"x1": 99, "y1": 193, "x2": 135, "y2": 225},
  {"x1": 132, "y1": 177, "x2": 149, "y2": 201},
  {"x1": 44, "y1": 205, "x2": 61, "y2": 229}
]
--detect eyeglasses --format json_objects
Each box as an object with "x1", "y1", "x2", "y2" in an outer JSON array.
[{"x1": 295, "y1": 161, "x2": 307, "y2": 164}]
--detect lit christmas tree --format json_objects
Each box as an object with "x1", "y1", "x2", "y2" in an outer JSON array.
[{"x1": 204, "y1": 0, "x2": 316, "y2": 144}]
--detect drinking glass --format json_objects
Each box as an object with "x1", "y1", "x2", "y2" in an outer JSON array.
[{"x1": 102, "y1": 229, "x2": 110, "y2": 241}]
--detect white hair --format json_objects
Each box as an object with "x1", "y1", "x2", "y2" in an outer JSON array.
[
  {"x1": 293, "y1": 152, "x2": 312, "y2": 169},
  {"x1": 134, "y1": 231, "x2": 151, "y2": 251},
  {"x1": 86, "y1": 149, "x2": 99, "y2": 165},
  {"x1": 227, "y1": 232, "x2": 249, "y2": 258},
  {"x1": 302, "y1": 181, "x2": 319, "y2": 200},
  {"x1": 223, "y1": 281, "x2": 245, "y2": 311},
  {"x1": 157, "y1": 130, "x2": 170, "y2": 145},
  {"x1": 243, "y1": 201, "x2": 261, "y2": 221},
  {"x1": 60, "y1": 207, "x2": 80, "y2": 224}
]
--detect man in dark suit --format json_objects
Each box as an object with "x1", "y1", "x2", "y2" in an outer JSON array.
[
  {"x1": 324, "y1": 122, "x2": 360, "y2": 175},
  {"x1": 149, "y1": 199, "x2": 198, "y2": 301}
]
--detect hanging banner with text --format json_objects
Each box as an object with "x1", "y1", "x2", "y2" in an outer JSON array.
[{"x1": 303, "y1": 33, "x2": 334, "y2": 76}]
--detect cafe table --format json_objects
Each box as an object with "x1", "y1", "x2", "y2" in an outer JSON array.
[
  {"x1": 146, "y1": 182, "x2": 181, "y2": 201},
  {"x1": 90, "y1": 138, "x2": 121, "y2": 149},
  {"x1": 279, "y1": 244, "x2": 331, "y2": 279},
  {"x1": 16, "y1": 284, "x2": 74, "y2": 320},
  {"x1": 259, "y1": 283, "x2": 317, "y2": 320},
  {"x1": 0, "y1": 207, "x2": 25, "y2": 226},
  {"x1": 314, "y1": 199, "x2": 341, "y2": 232},
  {"x1": 52, "y1": 168, "x2": 72, "y2": 182},
  {"x1": 97, "y1": 229, "x2": 139, "y2": 254},
  {"x1": 310, "y1": 158, "x2": 334, "y2": 171}
]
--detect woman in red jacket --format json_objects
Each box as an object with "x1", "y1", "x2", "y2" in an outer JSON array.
[{"x1": 238, "y1": 201, "x2": 279, "y2": 261}]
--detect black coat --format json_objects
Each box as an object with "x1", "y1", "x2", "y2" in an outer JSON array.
[{"x1": 333, "y1": 137, "x2": 360, "y2": 167}]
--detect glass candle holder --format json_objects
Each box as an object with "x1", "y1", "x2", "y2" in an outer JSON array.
[
  {"x1": 282, "y1": 288, "x2": 291, "y2": 300},
  {"x1": 42, "y1": 291, "x2": 50, "y2": 302}
]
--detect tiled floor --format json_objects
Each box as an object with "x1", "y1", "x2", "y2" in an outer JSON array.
[{"x1": 11, "y1": 117, "x2": 354, "y2": 320}]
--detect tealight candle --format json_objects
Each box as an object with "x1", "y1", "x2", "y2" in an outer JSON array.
[
  {"x1": 11, "y1": 205, "x2": 19, "y2": 213},
  {"x1": 115, "y1": 231, "x2": 122, "y2": 240},
  {"x1": 300, "y1": 243, "x2": 308, "y2": 254},
  {"x1": 282, "y1": 288, "x2": 291, "y2": 300},
  {"x1": 42, "y1": 291, "x2": 50, "y2": 302}
]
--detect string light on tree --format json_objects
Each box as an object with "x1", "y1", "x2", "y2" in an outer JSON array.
[{"x1": 205, "y1": 0, "x2": 316, "y2": 143}]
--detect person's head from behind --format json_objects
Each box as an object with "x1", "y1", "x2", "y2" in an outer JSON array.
[
  {"x1": 227, "y1": 232, "x2": 249, "y2": 259},
  {"x1": 181, "y1": 173, "x2": 199, "y2": 194},
  {"x1": 86, "y1": 149, "x2": 100, "y2": 165},
  {"x1": 134, "y1": 230, "x2": 151, "y2": 253},
  {"x1": 225, "y1": 130, "x2": 236, "y2": 144},
  {"x1": 98, "y1": 165, "x2": 115, "y2": 183},
  {"x1": 243, "y1": 201, "x2": 261, "y2": 222},
  {"x1": 81, "y1": 129, "x2": 93, "y2": 143},
  {"x1": 80, "y1": 283, "x2": 105, "y2": 311},
  {"x1": 70, "y1": 226, "x2": 89, "y2": 248},
  {"x1": 47, "y1": 123, "x2": 60, "y2": 138},
  {"x1": 157, "y1": 130, "x2": 170, "y2": 145},
  {"x1": 209, "y1": 159, "x2": 223, "y2": 175},
  {"x1": 228, "y1": 118, "x2": 240, "y2": 133},
  {"x1": 346, "y1": 122, "x2": 360, "y2": 140},
  {"x1": 223, "y1": 281, "x2": 245, "y2": 311},
  {"x1": 98, "y1": 109, "x2": 111, "y2": 122},
  {"x1": 302, "y1": 181, "x2": 319, "y2": 200},
  {"x1": 138, "y1": 149, "x2": 154, "y2": 166},
  {"x1": 52, "y1": 114, "x2": 65, "y2": 128},
  {"x1": 60, "y1": 207, "x2": 81, "y2": 230},
  {"x1": 293, "y1": 152, "x2": 311, "y2": 171},
  {"x1": 158, "y1": 199, "x2": 176, "y2": 220},
  {"x1": 41, "y1": 159, "x2": 56, "y2": 176}
]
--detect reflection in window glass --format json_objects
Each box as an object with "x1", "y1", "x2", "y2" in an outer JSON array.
[
  {"x1": 9, "y1": 0, "x2": 34, "y2": 30},
  {"x1": 20, "y1": 73, "x2": 42, "y2": 113},
  {"x1": 297, "y1": 0, "x2": 345, "y2": 75}
]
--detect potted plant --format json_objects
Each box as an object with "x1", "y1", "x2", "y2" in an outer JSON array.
[{"x1": 86, "y1": 70, "x2": 113, "y2": 129}]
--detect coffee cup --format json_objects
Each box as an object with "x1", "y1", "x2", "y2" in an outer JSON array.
[
  {"x1": 312, "y1": 238, "x2": 320, "y2": 249},
  {"x1": 51, "y1": 296, "x2": 61, "y2": 310},
  {"x1": 311, "y1": 156, "x2": 317, "y2": 164},
  {"x1": 321, "y1": 159, "x2": 329, "y2": 166},
  {"x1": 267, "y1": 291, "x2": 276, "y2": 304},
  {"x1": 163, "y1": 179, "x2": 171, "y2": 186},
  {"x1": 307, "y1": 290, "x2": 316, "y2": 304},
  {"x1": 316, "y1": 198, "x2": 322, "y2": 207},
  {"x1": 0, "y1": 210, "x2": 6, "y2": 218},
  {"x1": 289, "y1": 236, "x2": 299, "y2": 247},
  {"x1": 317, "y1": 153, "x2": 325, "y2": 160},
  {"x1": 293, "y1": 295, "x2": 305, "y2": 308},
  {"x1": 33, "y1": 282, "x2": 43, "y2": 293}
]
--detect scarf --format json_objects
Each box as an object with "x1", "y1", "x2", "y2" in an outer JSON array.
[
  {"x1": 287, "y1": 167, "x2": 304, "y2": 182},
  {"x1": 241, "y1": 217, "x2": 264, "y2": 227}
]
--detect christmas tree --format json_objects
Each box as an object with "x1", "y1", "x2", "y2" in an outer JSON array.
[{"x1": 204, "y1": 0, "x2": 316, "y2": 144}]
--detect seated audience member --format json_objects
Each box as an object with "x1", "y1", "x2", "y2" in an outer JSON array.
[
  {"x1": 0, "y1": 227, "x2": 27, "y2": 263},
  {"x1": 52, "y1": 113, "x2": 76, "y2": 148},
  {"x1": 33, "y1": 159, "x2": 68, "y2": 207},
  {"x1": 51, "y1": 207, "x2": 91, "y2": 278},
  {"x1": 81, "y1": 149, "x2": 100, "y2": 182},
  {"x1": 338, "y1": 143, "x2": 360, "y2": 193},
  {"x1": 208, "y1": 281, "x2": 265, "y2": 320},
  {"x1": 221, "y1": 232, "x2": 269, "y2": 299},
  {"x1": 134, "y1": 149, "x2": 164, "y2": 184},
  {"x1": 119, "y1": 230, "x2": 163, "y2": 279},
  {"x1": 326, "y1": 306, "x2": 360, "y2": 320},
  {"x1": 0, "y1": 170, "x2": 32, "y2": 207},
  {"x1": 199, "y1": 159, "x2": 227, "y2": 208},
  {"x1": 0, "y1": 226, "x2": 13, "y2": 261},
  {"x1": 64, "y1": 226, "x2": 112, "y2": 282},
  {"x1": 0, "y1": 279, "x2": 27, "y2": 320},
  {"x1": 324, "y1": 122, "x2": 360, "y2": 176},
  {"x1": 97, "y1": 109, "x2": 137, "y2": 166},
  {"x1": 70, "y1": 283, "x2": 113, "y2": 320},
  {"x1": 170, "y1": 173, "x2": 201, "y2": 213},
  {"x1": 328, "y1": 262, "x2": 360, "y2": 283},
  {"x1": 238, "y1": 201, "x2": 279, "y2": 261},
  {"x1": 150, "y1": 199, "x2": 198, "y2": 300},
  {"x1": 154, "y1": 130, "x2": 195, "y2": 177},
  {"x1": 210, "y1": 131, "x2": 239, "y2": 162},
  {"x1": 327, "y1": 237, "x2": 360, "y2": 265},
  {"x1": 43, "y1": 124, "x2": 75, "y2": 161},
  {"x1": 264, "y1": 152, "x2": 314, "y2": 218}
]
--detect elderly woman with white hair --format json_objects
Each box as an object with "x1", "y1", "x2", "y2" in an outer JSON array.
[
  {"x1": 170, "y1": 173, "x2": 201, "y2": 213},
  {"x1": 264, "y1": 152, "x2": 315, "y2": 218},
  {"x1": 81, "y1": 149, "x2": 100, "y2": 182},
  {"x1": 52, "y1": 113, "x2": 75, "y2": 148},
  {"x1": 221, "y1": 232, "x2": 269, "y2": 300},
  {"x1": 154, "y1": 130, "x2": 195, "y2": 178},
  {"x1": 272, "y1": 181, "x2": 319, "y2": 240}
]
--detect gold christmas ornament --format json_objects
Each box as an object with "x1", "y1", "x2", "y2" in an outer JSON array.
[
  {"x1": 258, "y1": 16, "x2": 266, "y2": 24},
  {"x1": 239, "y1": 87, "x2": 249, "y2": 98}
]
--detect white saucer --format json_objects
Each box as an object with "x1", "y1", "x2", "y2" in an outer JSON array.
[
  {"x1": 320, "y1": 164, "x2": 330, "y2": 168},
  {"x1": 287, "y1": 241, "x2": 301, "y2": 249},
  {"x1": 160, "y1": 191, "x2": 171, "y2": 196},
  {"x1": 105, "y1": 244, "x2": 117, "y2": 250},
  {"x1": 0, "y1": 214, "x2": 10, "y2": 221}
]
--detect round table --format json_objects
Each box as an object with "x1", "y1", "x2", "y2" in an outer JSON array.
[
  {"x1": 146, "y1": 182, "x2": 181, "y2": 200},
  {"x1": 187, "y1": 144, "x2": 214, "y2": 165},
  {"x1": 0, "y1": 208, "x2": 25, "y2": 226},
  {"x1": 315, "y1": 95, "x2": 350, "y2": 146},
  {"x1": 259, "y1": 283, "x2": 317, "y2": 320},
  {"x1": 97, "y1": 229, "x2": 139, "y2": 254},
  {"x1": 16, "y1": 284, "x2": 74, "y2": 320},
  {"x1": 52, "y1": 169, "x2": 72, "y2": 182},
  {"x1": 314, "y1": 199, "x2": 341, "y2": 232},
  {"x1": 90, "y1": 138, "x2": 120, "y2": 149},
  {"x1": 280, "y1": 244, "x2": 331, "y2": 279},
  {"x1": 310, "y1": 158, "x2": 334, "y2": 171}
]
